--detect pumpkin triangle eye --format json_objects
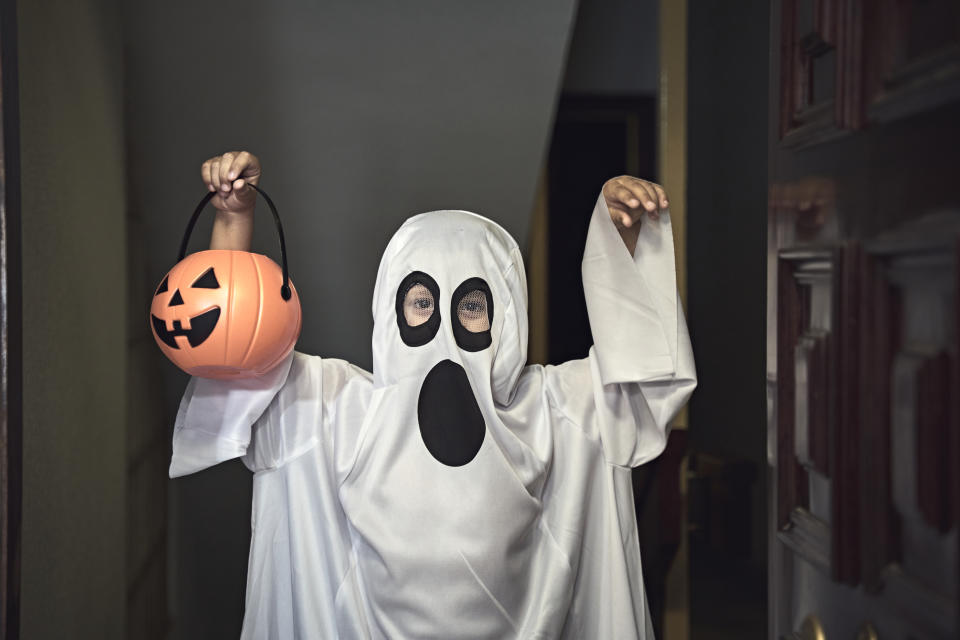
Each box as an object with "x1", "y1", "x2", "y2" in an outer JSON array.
[
  {"x1": 192, "y1": 268, "x2": 220, "y2": 289},
  {"x1": 156, "y1": 275, "x2": 169, "y2": 294}
]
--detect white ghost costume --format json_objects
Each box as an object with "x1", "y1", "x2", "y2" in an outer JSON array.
[{"x1": 170, "y1": 194, "x2": 696, "y2": 639}]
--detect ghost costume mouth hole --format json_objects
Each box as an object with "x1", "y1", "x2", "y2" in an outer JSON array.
[
  {"x1": 151, "y1": 308, "x2": 220, "y2": 349},
  {"x1": 417, "y1": 359, "x2": 486, "y2": 467}
]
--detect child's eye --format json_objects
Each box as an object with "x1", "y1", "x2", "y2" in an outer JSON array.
[
  {"x1": 403, "y1": 283, "x2": 436, "y2": 327},
  {"x1": 456, "y1": 290, "x2": 489, "y2": 332}
]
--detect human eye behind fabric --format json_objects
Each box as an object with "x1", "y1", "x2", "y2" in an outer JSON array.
[
  {"x1": 450, "y1": 277, "x2": 493, "y2": 352},
  {"x1": 456, "y1": 289, "x2": 489, "y2": 333},
  {"x1": 395, "y1": 271, "x2": 442, "y2": 347},
  {"x1": 403, "y1": 283, "x2": 435, "y2": 326}
]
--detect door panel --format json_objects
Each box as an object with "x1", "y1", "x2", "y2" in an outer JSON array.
[{"x1": 768, "y1": 1, "x2": 960, "y2": 638}]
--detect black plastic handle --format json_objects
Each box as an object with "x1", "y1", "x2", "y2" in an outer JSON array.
[{"x1": 178, "y1": 184, "x2": 292, "y2": 301}]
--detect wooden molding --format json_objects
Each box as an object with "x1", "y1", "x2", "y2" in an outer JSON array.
[
  {"x1": 777, "y1": 254, "x2": 810, "y2": 527},
  {"x1": 862, "y1": 215, "x2": 960, "y2": 624},
  {"x1": 915, "y1": 352, "x2": 954, "y2": 533},
  {"x1": 857, "y1": 250, "x2": 900, "y2": 592},
  {"x1": 777, "y1": 245, "x2": 862, "y2": 584},
  {"x1": 779, "y1": 0, "x2": 865, "y2": 147},
  {"x1": 778, "y1": 507, "x2": 831, "y2": 572},
  {"x1": 831, "y1": 244, "x2": 861, "y2": 584},
  {"x1": 780, "y1": 0, "x2": 960, "y2": 141},
  {"x1": 794, "y1": 332, "x2": 830, "y2": 474},
  {"x1": 866, "y1": 0, "x2": 960, "y2": 124}
]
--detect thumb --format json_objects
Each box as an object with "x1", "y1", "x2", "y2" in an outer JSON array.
[{"x1": 224, "y1": 180, "x2": 256, "y2": 209}]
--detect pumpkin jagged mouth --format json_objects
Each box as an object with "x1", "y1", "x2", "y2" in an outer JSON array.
[{"x1": 151, "y1": 308, "x2": 221, "y2": 349}]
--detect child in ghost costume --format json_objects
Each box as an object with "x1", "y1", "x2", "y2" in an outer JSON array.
[{"x1": 171, "y1": 151, "x2": 696, "y2": 639}]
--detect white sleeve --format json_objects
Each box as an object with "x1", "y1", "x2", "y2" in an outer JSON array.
[
  {"x1": 168, "y1": 351, "x2": 296, "y2": 477},
  {"x1": 545, "y1": 194, "x2": 697, "y2": 468}
]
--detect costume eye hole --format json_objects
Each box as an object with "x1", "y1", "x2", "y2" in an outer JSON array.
[
  {"x1": 191, "y1": 267, "x2": 220, "y2": 289},
  {"x1": 156, "y1": 275, "x2": 169, "y2": 295},
  {"x1": 403, "y1": 283, "x2": 435, "y2": 326},
  {"x1": 456, "y1": 290, "x2": 489, "y2": 333},
  {"x1": 450, "y1": 277, "x2": 493, "y2": 352},
  {"x1": 395, "y1": 271, "x2": 441, "y2": 347}
]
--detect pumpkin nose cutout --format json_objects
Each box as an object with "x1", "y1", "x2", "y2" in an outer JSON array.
[
  {"x1": 417, "y1": 359, "x2": 485, "y2": 467},
  {"x1": 168, "y1": 289, "x2": 184, "y2": 306}
]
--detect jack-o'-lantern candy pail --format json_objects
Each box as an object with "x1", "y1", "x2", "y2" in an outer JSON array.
[{"x1": 150, "y1": 185, "x2": 301, "y2": 379}]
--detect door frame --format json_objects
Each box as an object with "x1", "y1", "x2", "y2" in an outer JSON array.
[{"x1": 0, "y1": 0, "x2": 22, "y2": 637}]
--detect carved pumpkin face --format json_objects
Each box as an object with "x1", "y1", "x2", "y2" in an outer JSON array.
[{"x1": 150, "y1": 249, "x2": 301, "y2": 379}]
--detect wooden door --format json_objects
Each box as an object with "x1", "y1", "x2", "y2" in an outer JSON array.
[{"x1": 768, "y1": 1, "x2": 960, "y2": 638}]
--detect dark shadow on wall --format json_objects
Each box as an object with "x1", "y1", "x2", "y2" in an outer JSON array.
[{"x1": 686, "y1": 1, "x2": 770, "y2": 638}]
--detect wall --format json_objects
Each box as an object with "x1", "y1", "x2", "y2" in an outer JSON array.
[
  {"x1": 125, "y1": 109, "x2": 172, "y2": 640},
  {"x1": 17, "y1": 0, "x2": 128, "y2": 636},
  {"x1": 123, "y1": 1, "x2": 579, "y2": 635},
  {"x1": 563, "y1": 0, "x2": 658, "y2": 95}
]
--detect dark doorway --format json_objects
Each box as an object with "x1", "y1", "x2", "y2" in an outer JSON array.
[{"x1": 546, "y1": 94, "x2": 656, "y2": 364}]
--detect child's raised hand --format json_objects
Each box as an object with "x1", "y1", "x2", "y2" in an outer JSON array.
[
  {"x1": 602, "y1": 176, "x2": 668, "y2": 253},
  {"x1": 201, "y1": 151, "x2": 261, "y2": 213},
  {"x1": 203, "y1": 151, "x2": 260, "y2": 251},
  {"x1": 602, "y1": 175, "x2": 668, "y2": 228}
]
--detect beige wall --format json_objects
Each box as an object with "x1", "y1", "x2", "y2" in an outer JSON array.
[{"x1": 18, "y1": 0, "x2": 130, "y2": 636}]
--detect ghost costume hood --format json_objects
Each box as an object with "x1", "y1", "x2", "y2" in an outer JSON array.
[
  {"x1": 371, "y1": 210, "x2": 528, "y2": 467},
  {"x1": 372, "y1": 210, "x2": 527, "y2": 398},
  {"x1": 169, "y1": 195, "x2": 697, "y2": 639}
]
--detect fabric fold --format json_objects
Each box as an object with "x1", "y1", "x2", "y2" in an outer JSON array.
[
  {"x1": 582, "y1": 194, "x2": 680, "y2": 384},
  {"x1": 169, "y1": 350, "x2": 295, "y2": 477}
]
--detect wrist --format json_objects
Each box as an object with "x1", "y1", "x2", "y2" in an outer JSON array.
[
  {"x1": 211, "y1": 209, "x2": 254, "y2": 252},
  {"x1": 214, "y1": 206, "x2": 254, "y2": 221}
]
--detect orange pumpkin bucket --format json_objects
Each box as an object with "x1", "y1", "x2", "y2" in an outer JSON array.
[{"x1": 150, "y1": 185, "x2": 302, "y2": 379}]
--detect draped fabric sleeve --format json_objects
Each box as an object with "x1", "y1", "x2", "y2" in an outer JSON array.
[
  {"x1": 544, "y1": 194, "x2": 696, "y2": 468},
  {"x1": 170, "y1": 350, "x2": 332, "y2": 477},
  {"x1": 169, "y1": 351, "x2": 371, "y2": 478},
  {"x1": 169, "y1": 350, "x2": 372, "y2": 637}
]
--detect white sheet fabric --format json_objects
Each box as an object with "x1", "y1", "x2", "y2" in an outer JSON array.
[{"x1": 170, "y1": 194, "x2": 696, "y2": 639}]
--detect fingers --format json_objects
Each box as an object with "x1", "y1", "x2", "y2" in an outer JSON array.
[
  {"x1": 203, "y1": 156, "x2": 223, "y2": 192},
  {"x1": 652, "y1": 183, "x2": 668, "y2": 209},
  {"x1": 613, "y1": 185, "x2": 641, "y2": 211},
  {"x1": 601, "y1": 183, "x2": 633, "y2": 227},
  {"x1": 603, "y1": 176, "x2": 669, "y2": 228},
  {"x1": 218, "y1": 152, "x2": 236, "y2": 193},
  {"x1": 201, "y1": 158, "x2": 215, "y2": 192},
  {"x1": 201, "y1": 151, "x2": 261, "y2": 195},
  {"x1": 605, "y1": 176, "x2": 662, "y2": 210},
  {"x1": 625, "y1": 180, "x2": 659, "y2": 212},
  {"x1": 227, "y1": 151, "x2": 260, "y2": 184},
  {"x1": 610, "y1": 206, "x2": 632, "y2": 228}
]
